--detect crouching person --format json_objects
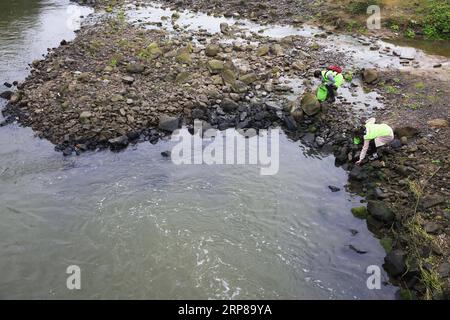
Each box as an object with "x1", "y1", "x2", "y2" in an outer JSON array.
[{"x1": 354, "y1": 118, "x2": 394, "y2": 165}]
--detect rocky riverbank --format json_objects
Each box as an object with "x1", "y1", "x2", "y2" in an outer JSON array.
[{"x1": 1, "y1": 0, "x2": 449, "y2": 299}]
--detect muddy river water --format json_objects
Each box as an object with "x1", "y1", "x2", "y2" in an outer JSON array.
[{"x1": 2, "y1": 0, "x2": 446, "y2": 299}]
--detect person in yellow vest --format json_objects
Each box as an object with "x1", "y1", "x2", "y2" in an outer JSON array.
[
  {"x1": 354, "y1": 118, "x2": 394, "y2": 165},
  {"x1": 314, "y1": 67, "x2": 344, "y2": 103}
]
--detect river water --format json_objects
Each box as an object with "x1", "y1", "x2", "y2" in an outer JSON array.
[{"x1": 0, "y1": 0, "x2": 403, "y2": 299}]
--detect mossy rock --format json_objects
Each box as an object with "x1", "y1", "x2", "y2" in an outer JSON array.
[
  {"x1": 175, "y1": 71, "x2": 190, "y2": 84},
  {"x1": 398, "y1": 288, "x2": 417, "y2": 300},
  {"x1": 257, "y1": 44, "x2": 270, "y2": 56},
  {"x1": 380, "y1": 237, "x2": 393, "y2": 253},
  {"x1": 205, "y1": 44, "x2": 221, "y2": 57},
  {"x1": 239, "y1": 73, "x2": 258, "y2": 85},
  {"x1": 147, "y1": 42, "x2": 163, "y2": 56},
  {"x1": 207, "y1": 59, "x2": 224, "y2": 74},
  {"x1": 351, "y1": 206, "x2": 368, "y2": 219},
  {"x1": 176, "y1": 52, "x2": 192, "y2": 64},
  {"x1": 222, "y1": 68, "x2": 237, "y2": 85}
]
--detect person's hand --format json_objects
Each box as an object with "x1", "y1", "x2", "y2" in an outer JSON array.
[{"x1": 355, "y1": 160, "x2": 362, "y2": 166}]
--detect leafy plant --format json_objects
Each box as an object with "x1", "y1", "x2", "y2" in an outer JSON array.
[
  {"x1": 390, "y1": 24, "x2": 400, "y2": 32},
  {"x1": 405, "y1": 28, "x2": 416, "y2": 38}
]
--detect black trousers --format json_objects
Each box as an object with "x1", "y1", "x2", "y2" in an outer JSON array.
[
  {"x1": 326, "y1": 84, "x2": 336, "y2": 102},
  {"x1": 368, "y1": 140, "x2": 377, "y2": 155}
]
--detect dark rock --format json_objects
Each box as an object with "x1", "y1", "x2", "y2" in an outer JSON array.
[
  {"x1": 3, "y1": 82, "x2": 12, "y2": 88},
  {"x1": 62, "y1": 147, "x2": 73, "y2": 156},
  {"x1": 192, "y1": 108, "x2": 205, "y2": 119},
  {"x1": 438, "y1": 262, "x2": 450, "y2": 278},
  {"x1": 421, "y1": 195, "x2": 445, "y2": 209},
  {"x1": 126, "y1": 131, "x2": 140, "y2": 141},
  {"x1": 383, "y1": 249, "x2": 407, "y2": 277},
  {"x1": 349, "y1": 166, "x2": 366, "y2": 181},
  {"x1": 366, "y1": 215, "x2": 384, "y2": 235},
  {"x1": 328, "y1": 185, "x2": 341, "y2": 192},
  {"x1": 390, "y1": 139, "x2": 402, "y2": 149},
  {"x1": 302, "y1": 132, "x2": 315, "y2": 144},
  {"x1": 220, "y1": 98, "x2": 239, "y2": 113},
  {"x1": 60, "y1": 39, "x2": 68, "y2": 45},
  {"x1": 108, "y1": 135, "x2": 129, "y2": 150},
  {"x1": 149, "y1": 135, "x2": 159, "y2": 144},
  {"x1": 161, "y1": 151, "x2": 171, "y2": 158},
  {"x1": 0, "y1": 91, "x2": 13, "y2": 100},
  {"x1": 367, "y1": 200, "x2": 394, "y2": 224},
  {"x1": 158, "y1": 115, "x2": 179, "y2": 132},
  {"x1": 284, "y1": 115, "x2": 297, "y2": 131},
  {"x1": 424, "y1": 221, "x2": 441, "y2": 234}
]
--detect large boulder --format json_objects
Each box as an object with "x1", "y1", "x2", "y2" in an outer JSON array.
[
  {"x1": 300, "y1": 93, "x2": 321, "y2": 116},
  {"x1": 367, "y1": 200, "x2": 394, "y2": 224},
  {"x1": 158, "y1": 115, "x2": 179, "y2": 132},
  {"x1": 394, "y1": 126, "x2": 419, "y2": 138},
  {"x1": 363, "y1": 69, "x2": 378, "y2": 84}
]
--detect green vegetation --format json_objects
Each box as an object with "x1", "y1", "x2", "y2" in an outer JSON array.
[
  {"x1": 390, "y1": 24, "x2": 400, "y2": 32},
  {"x1": 380, "y1": 237, "x2": 393, "y2": 253},
  {"x1": 348, "y1": 0, "x2": 382, "y2": 14},
  {"x1": 415, "y1": 82, "x2": 425, "y2": 90},
  {"x1": 405, "y1": 28, "x2": 416, "y2": 39},
  {"x1": 422, "y1": 0, "x2": 450, "y2": 40},
  {"x1": 385, "y1": 85, "x2": 399, "y2": 94},
  {"x1": 351, "y1": 206, "x2": 368, "y2": 219}
]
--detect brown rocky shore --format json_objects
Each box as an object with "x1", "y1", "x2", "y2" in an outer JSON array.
[{"x1": 1, "y1": 0, "x2": 449, "y2": 299}]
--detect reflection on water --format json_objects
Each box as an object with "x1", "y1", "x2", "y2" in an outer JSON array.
[
  {"x1": 386, "y1": 38, "x2": 450, "y2": 59},
  {"x1": 0, "y1": 0, "x2": 92, "y2": 91}
]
